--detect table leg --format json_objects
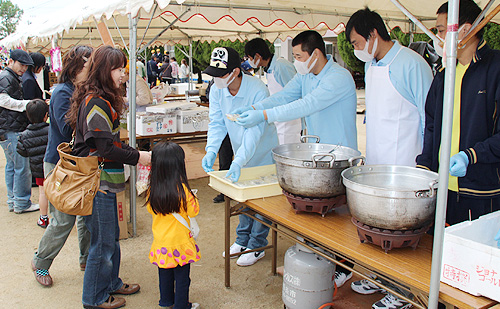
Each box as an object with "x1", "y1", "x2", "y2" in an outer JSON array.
[
  {"x1": 272, "y1": 223, "x2": 277, "y2": 276},
  {"x1": 224, "y1": 195, "x2": 231, "y2": 288}
]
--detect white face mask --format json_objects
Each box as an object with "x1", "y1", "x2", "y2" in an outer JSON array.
[
  {"x1": 214, "y1": 70, "x2": 236, "y2": 89},
  {"x1": 433, "y1": 37, "x2": 444, "y2": 58},
  {"x1": 294, "y1": 51, "x2": 318, "y2": 75},
  {"x1": 435, "y1": 25, "x2": 466, "y2": 66},
  {"x1": 247, "y1": 57, "x2": 260, "y2": 69},
  {"x1": 354, "y1": 37, "x2": 378, "y2": 63}
]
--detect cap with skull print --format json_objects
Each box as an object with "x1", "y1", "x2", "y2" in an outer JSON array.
[{"x1": 203, "y1": 47, "x2": 241, "y2": 77}]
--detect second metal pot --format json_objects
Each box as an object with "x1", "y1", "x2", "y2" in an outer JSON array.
[{"x1": 272, "y1": 136, "x2": 364, "y2": 198}]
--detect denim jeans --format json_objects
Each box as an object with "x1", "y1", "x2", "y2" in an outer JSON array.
[
  {"x1": 82, "y1": 190, "x2": 123, "y2": 307},
  {"x1": 158, "y1": 264, "x2": 191, "y2": 309},
  {"x1": 33, "y1": 162, "x2": 90, "y2": 270},
  {"x1": 0, "y1": 131, "x2": 32, "y2": 211},
  {"x1": 235, "y1": 208, "x2": 271, "y2": 250}
]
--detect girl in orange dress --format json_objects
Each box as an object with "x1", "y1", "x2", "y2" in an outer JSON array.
[{"x1": 146, "y1": 141, "x2": 200, "y2": 309}]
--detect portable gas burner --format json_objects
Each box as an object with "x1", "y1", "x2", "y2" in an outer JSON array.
[
  {"x1": 352, "y1": 218, "x2": 431, "y2": 253},
  {"x1": 283, "y1": 190, "x2": 346, "y2": 217}
]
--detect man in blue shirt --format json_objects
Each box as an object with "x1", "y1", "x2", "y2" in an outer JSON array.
[
  {"x1": 244, "y1": 38, "x2": 300, "y2": 144},
  {"x1": 347, "y1": 8, "x2": 433, "y2": 167},
  {"x1": 201, "y1": 47, "x2": 279, "y2": 267},
  {"x1": 236, "y1": 30, "x2": 358, "y2": 287},
  {"x1": 346, "y1": 8, "x2": 433, "y2": 309},
  {"x1": 236, "y1": 30, "x2": 358, "y2": 149}
]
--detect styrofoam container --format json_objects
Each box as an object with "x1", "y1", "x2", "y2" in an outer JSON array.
[
  {"x1": 127, "y1": 112, "x2": 176, "y2": 136},
  {"x1": 441, "y1": 210, "x2": 500, "y2": 301},
  {"x1": 146, "y1": 101, "x2": 197, "y2": 114},
  {"x1": 176, "y1": 106, "x2": 209, "y2": 133},
  {"x1": 208, "y1": 164, "x2": 283, "y2": 202},
  {"x1": 170, "y1": 83, "x2": 189, "y2": 95}
]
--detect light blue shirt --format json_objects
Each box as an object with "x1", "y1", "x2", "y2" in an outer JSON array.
[
  {"x1": 206, "y1": 74, "x2": 279, "y2": 168},
  {"x1": 267, "y1": 55, "x2": 296, "y2": 88},
  {"x1": 365, "y1": 41, "x2": 433, "y2": 139},
  {"x1": 255, "y1": 56, "x2": 358, "y2": 150}
]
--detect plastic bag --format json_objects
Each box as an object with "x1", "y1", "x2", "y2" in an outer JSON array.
[
  {"x1": 150, "y1": 82, "x2": 171, "y2": 104},
  {"x1": 136, "y1": 163, "x2": 151, "y2": 195}
]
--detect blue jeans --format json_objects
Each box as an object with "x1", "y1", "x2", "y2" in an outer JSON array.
[
  {"x1": 0, "y1": 131, "x2": 32, "y2": 211},
  {"x1": 158, "y1": 264, "x2": 191, "y2": 309},
  {"x1": 235, "y1": 208, "x2": 271, "y2": 250},
  {"x1": 82, "y1": 190, "x2": 123, "y2": 307}
]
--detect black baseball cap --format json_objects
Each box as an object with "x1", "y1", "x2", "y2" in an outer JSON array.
[
  {"x1": 203, "y1": 47, "x2": 241, "y2": 77},
  {"x1": 10, "y1": 49, "x2": 34, "y2": 66}
]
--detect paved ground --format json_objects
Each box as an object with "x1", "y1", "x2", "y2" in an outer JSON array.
[{"x1": 0, "y1": 111, "x2": 388, "y2": 308}]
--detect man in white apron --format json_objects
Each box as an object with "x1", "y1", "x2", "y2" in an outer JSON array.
[
  {"x1": 235, "y1": 30, "x2": 358, "y2": 150},
  {"x1": 348, "y1": 9, "x2": 433, "y2": 167},
  {"x1": 244, "y1": 38, "x2": 301, "y2": 145},
  {"x1": 345, "y1": 8, "x2": 433, "y2": 309}
]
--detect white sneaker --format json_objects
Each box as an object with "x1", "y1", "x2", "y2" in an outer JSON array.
[
  {"x1": 334, "y1": 271, "x2": 353, "y2": 288},
  {"x1": 236, "y1": 250, "x2": 265, "y2": 266},
  {"x1": 351, "y1": 274, "x2": 386, "y2": 295},
  {"x1": 222, "y1": 243, "x2": 247, "y2": 259},
  {"x1": 14, "y1": 203, "x2": 40, "y2": 214},
  {"x1": 372, "y1": 294, "x2": 412, "y2": 309},
  {"x1": 190, "y1": 303, "x2": 200, "y2": 309}
]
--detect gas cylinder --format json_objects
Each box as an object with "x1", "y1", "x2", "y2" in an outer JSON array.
[{"x1": 282, "y1": 243, "x2": 335, "y2": 309}]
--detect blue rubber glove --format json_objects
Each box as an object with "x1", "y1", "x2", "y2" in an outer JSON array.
[
  {"x1": 225, "y1": 162, "x2": 242, "y2": 182},
  {"x1": 236, "y1": 110, "x2": 265, "y2": 128},
  {"x1": 202, "y1": 151, "x2": 217, "y2": 172},
  {"x1": 495, "y1": 228, "x2": 500, "y2": 248},
  {"x1": 449, "y1": 151, "x2": 469, "y2": 177},
  {"x1": 232, "y1": 106, "x2": 253, "y2": 115}
]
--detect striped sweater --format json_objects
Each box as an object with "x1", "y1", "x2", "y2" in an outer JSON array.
[{"x1": 73, "y1": 95, "x2": 139, "y2": 193}]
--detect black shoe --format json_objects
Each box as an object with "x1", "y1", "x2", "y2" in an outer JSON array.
[{"x1": 213, "y1": 193, "x2": 225, "y2": 203}]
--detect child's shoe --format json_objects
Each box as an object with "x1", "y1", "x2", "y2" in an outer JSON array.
[{"x1": 37, "y1": 215, "x2": 49, "y2": 228}]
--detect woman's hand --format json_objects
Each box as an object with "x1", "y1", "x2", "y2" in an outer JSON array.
[{"x1": 138, "y1": 151, "x2": 152, "y2": 166}]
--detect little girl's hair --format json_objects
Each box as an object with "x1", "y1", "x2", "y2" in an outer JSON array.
[{"x1": 146, "y1": 141, "x2": 196, "y2": 215}]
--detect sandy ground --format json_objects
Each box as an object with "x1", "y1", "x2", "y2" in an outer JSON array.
[{"x1": 0, "y1": 106, "x2": 386, "y2": 308}]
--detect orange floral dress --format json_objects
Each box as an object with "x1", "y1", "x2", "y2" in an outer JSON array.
[{"x1": 148, "y1": 186, "x2": 200, "y2": 268}]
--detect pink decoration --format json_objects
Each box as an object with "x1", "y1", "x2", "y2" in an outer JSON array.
[{"x1": 50, "y1": 47, "x2": 62, "y2": 72}]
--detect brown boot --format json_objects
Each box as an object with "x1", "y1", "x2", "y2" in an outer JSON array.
[
  {"x1": 83, "y1": 296, "x2": 126, "y2": 309},
  {"x1": 111, "y1": 283, "x2": 140, "y2": 295}
]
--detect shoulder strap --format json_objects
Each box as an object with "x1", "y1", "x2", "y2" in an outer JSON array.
[{"x1": 172, "y1": 212, "x2": 190, "y2": 230}]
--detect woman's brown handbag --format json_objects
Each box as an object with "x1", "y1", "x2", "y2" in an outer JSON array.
[{"x1": 44, "y1": 142, "x2": 103, "y2": 216}]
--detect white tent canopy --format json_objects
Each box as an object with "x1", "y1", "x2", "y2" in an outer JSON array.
[
  {"x1": 0, "y1": 1, "x2": 489, "y2": 307},
  {"x1": 0, "y1": 0, "x2": 470, "y2": 52}
]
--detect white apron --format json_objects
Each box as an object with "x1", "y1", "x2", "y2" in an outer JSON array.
[
  {"x1": 365, "y1": 47, "x2": 422, "y2": 166},
  {"x1": 267, "y1": 72, "x2": 301, "y2": 145}
]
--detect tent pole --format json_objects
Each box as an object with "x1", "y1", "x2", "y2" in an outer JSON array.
[
  {"x1": 189, "y1": 39, "x2": 193, "y2": 89},
  {"x1": 137, "y1": 7, "x2": 191, "y2": 55},
  {"x1": 128, "y1": 14, "x2": 138, "y2": 237},
  {"x1": 112, "y1": 16, "x2": 129, "y2": 54},
  {"x1": 139, "y1": 2, "x2": 158, "y2": 48},
  {"x1": 428, "y1": 0, "x2": 459, "y2": 307}
]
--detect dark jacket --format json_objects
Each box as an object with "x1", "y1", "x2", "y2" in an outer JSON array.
[
  {"x1": 17, "y1": 122, "x2": 49, "y2": 179},
  {"x1": 0, "y1": 67, "x2": 29, "y2": 133},
  {"x1": 44, "y1": 82, "x2": 74, "y2": 165},
  {"x1": 22, "y1": 70, "x2": 43, "y2": 100},
  {"x1": 147, "y1": 60, "x2": 159, "y2": 78},
  {"x1": 159, "y1": 63, "x2": 172, "y2": 80},
  {"x1": 416, "y1": 41, "x2": 500, "y2": 198}
]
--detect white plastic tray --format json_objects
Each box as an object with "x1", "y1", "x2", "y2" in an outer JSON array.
[{"x1": 208, "y1": 164, "x2": 283, "y2": 202}]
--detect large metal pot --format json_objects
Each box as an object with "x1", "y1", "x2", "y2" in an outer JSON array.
[
  {"x1": 341, "y1": 165, "x2": 439, "y2": 230},
  {"x1": 272, "y1": 136, "x2": 364, "y2": 198}
]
